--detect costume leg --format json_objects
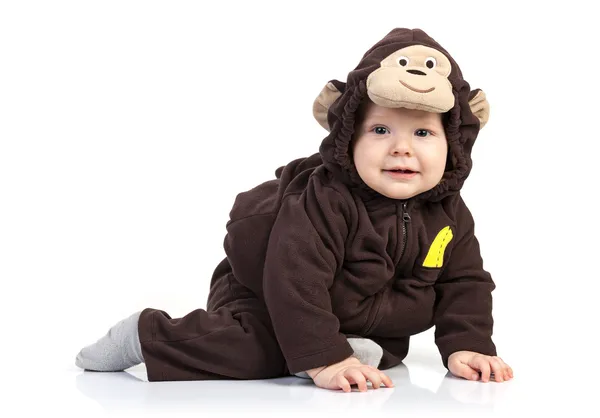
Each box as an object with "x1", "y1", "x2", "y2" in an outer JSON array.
[
  {"x1": 370, "y1": 336, "x2": 410, "y2": 370},
  {"x1": 138, "y1": 305, "x2": 287, "y2": 381}
]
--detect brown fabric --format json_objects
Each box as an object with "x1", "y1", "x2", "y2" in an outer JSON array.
[
  {"x1": 138, "y1": 27, "x2": 496, "y2": 381},
  {"x1": 139, "y1": 260, "x2": 289, "y2": 381}
]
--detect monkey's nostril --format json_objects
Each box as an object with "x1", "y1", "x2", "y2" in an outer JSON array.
[{"x1": 407, "y1": 70, "x2": 426, "y2": 76}]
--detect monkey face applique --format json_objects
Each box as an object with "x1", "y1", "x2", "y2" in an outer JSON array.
[{"x1": 366, "y1": 45, "x2": 454, "y2": 113}]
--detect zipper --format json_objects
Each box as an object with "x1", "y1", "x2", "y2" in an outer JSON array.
[
  {"x1": 399, "y1": 200, "x2": 412, "y2": 264},
  {"x1": 362, "y1": 200, "x2": 412, "y2": 336}
]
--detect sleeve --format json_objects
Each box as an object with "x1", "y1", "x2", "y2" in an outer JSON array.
[
  {"x1": 433, "y1": 196, "x2": 497, "y2": 369},
  {"x1": 262, "y1": 179, "x2": 354, "y2": 374}
]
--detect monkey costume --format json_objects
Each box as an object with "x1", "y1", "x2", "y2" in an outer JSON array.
[{"x1": 76, "y1": 27, "x2": 496, "y2": 381}]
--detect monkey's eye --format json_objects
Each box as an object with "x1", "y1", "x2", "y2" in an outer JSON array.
[
  {"x1": 425, "y1": 57, "x2": 437, "y2": 69},
  {"x1": 397, "y1": 56, "x2": 409, "y2": 67}
]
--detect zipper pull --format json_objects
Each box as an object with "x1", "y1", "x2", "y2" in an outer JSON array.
[{"x1": 402, "y1": 202, "x2": 412, "y2": 222}]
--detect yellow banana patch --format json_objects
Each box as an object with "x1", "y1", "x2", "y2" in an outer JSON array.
[{"x1": 423, "y1": 226, "x2": 453, "y2": 268}]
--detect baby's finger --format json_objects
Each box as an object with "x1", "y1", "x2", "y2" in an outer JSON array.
[
  {"x1": 493, "y1": 356, "x2": 512, "y2": 381},
  {"x1": 362, "y1": 365, "x2": 394, "y2": 388},
  {"x1": 470, "y1": 356, "x2": 491, "y2": 383},
  {"x1": 345, "y1": 368, "x2": 368, "y2": 392},
  {"x1": 379, "y1": 372, "x2": 394, "y2": 388},
  {"x1": 361, "y1": 368, "x2": 383, "y2": 389},
  {"x1": 336, "y1": 374, "x2": 351, "y2": 393},
  {"x1": 451, "y1": 362, "x2": 480, "y2": 381},
  {"x1": 489, "y1": 357, "x2": 504, "y2": 382}
]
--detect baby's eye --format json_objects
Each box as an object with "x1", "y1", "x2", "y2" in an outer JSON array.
[
  {"x1": 373, "y1": 126, "x2": 388, "y2": 135},
  {"x1": 415, "y1": 129, "x2": 430, "y2": 137}
]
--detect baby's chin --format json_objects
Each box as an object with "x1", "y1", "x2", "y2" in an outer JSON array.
[
  {"x1": 374, "y1": 181, "x2": 435, "y2": 200},
  {"x1": 380, "y1": 189, "x2": 420, "y2": 200},
  {"x1": 368, "y1": 183, "x2": 418, "y2": 200}
]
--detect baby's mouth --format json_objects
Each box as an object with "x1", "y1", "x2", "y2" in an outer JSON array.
[
  {"x1": 383, "y1": 168, "x2": 419, "y2": 179},
  {"x1": 383, "y1": 168, "x2": 418, "y2": 174}
]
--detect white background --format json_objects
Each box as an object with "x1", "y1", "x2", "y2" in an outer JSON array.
[{"x1": 1, "y1": 0, "x2": 598, "y2": 416}]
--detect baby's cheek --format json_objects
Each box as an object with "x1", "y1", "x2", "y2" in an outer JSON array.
[{"x1": 431, "y1": 153, "x2": 449, "y2": 179}]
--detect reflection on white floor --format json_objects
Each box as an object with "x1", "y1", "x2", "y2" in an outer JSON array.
[
  {"x1": 9, "y1": 340, "x2": 592, "y2": 417},
  {"x1": 72, "y1": 360, "x2": 514, "y2": 417}
]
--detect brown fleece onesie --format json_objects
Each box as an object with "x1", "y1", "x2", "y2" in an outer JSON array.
[{"x1": 114, "y1": 28, "x2": 497, "y2": 381}]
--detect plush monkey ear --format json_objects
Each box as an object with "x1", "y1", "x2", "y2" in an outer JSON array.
[
  {"x1": 313, "y1": 80, "x2": 345, "y2": 131},
  {"x1": 468, "y1": 89, "x2": 490, "y2": 129}
]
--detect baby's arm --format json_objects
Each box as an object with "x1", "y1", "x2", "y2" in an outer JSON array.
[
  {"x1": 433, "y1": 196, "x2": 501, "y2": 374},
  {"x1": 262, "y1": 179, "x2": 393, "y2": 391},
  {"x1": 262, "y1": 180, "x2": 354, "y2": 375}
]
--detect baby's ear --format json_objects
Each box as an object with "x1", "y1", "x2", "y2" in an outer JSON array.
[
  {"x1": 468, "y1": 89, "x2": 490, "y2": 129},
  {"x1": 313, "y1": 80, "x2": 345, "y2": 131}
]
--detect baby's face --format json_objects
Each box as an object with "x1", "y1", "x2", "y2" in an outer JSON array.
[{"x1": 352, "y1": 103, "x2": 448, "y2": 200}]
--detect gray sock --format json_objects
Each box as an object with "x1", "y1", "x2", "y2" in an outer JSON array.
[
  {"x1": 347, "y1": 337, "x2": 383, "y2": 368},
  {"x1": 75, "y1": 311, "x2": 144, "y2": 372},
  {"x1": 294, "y1": 337, "x2": 383, "y2": 379}
]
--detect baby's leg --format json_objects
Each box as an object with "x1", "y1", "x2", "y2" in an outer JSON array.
[
  {"x1": 137, "y1": 306, "x2": 286, "y2": 381},
  {"x1": 76, "y1": 306, "x2": 286, "y2": 381},
  {"x1": 75, "y1": 311, "x2": 144, "y2": 372}
]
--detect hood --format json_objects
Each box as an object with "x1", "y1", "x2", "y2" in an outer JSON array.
[{"x1": 313, "y1": 28, "x2": 490, "y2": 205}]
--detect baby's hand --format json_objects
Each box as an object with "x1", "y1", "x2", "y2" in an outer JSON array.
[
  {"x1": 448, "y1": 350, "x2": 513, "y2": 383},
  {"x1": 306, "y1": 356, "x2": 394, "y2": 392}
]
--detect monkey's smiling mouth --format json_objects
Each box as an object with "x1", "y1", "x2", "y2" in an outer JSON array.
[{"x1": 399, "y1": 80, "x2": 435, "y2": 93}]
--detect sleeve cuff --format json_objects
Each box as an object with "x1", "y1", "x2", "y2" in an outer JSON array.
[{"x1": 286, "y1": 337, "x2": 355, "y2": 375}]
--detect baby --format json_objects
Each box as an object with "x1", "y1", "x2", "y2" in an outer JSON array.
[{"x1": 76, "y1": 27, "x2": 513, "y2": 392}]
